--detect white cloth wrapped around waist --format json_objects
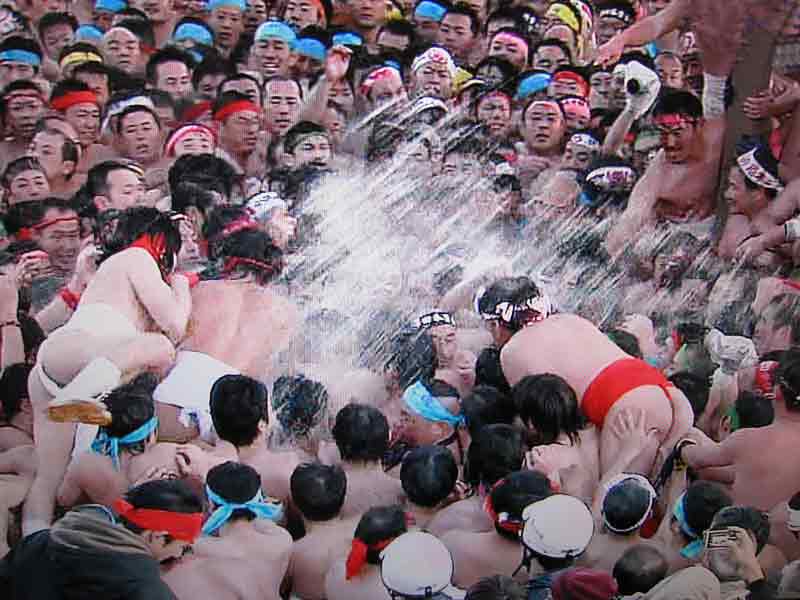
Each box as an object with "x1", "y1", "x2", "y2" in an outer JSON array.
[
  {"x1": 154, "y1": 351, "x2": 240, "y2": 440},
  {"x1": 62, "y1": 303, "x2": 139, "y2": 338}
]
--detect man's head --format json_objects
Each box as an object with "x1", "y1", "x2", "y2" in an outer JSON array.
[
  {"x1": 25, "y1": 197, "x2": 81, "y2": 273},
  {"x1": 522, "y1": 98, "x2": 566, "y2": 153},
  {"x1": 726, "y1": 145, "x2": 782, "y2": 217},
  {"x1": 360, "y1": 64, "x2": 406, "y2": 107},
  {"x1": 477, "y1": 276, "x2": 553, "y2": 345},
  {"x1": 272, "y1": 374, "x2": 328, "y2": 438},
  {"x1": 210, "y1": 374, "x2": 269, "y2": 447},
  {"x1": 655, "y1": 51, "x2": 684, "y2": 90},
  {"x1": 30, "y1": 127, "x2": 80, "y2": 184},
  {"x1": 558, "y1": 95, "x2": 590, "y2": 132},
  {"x1": 398, "y1": 379, "x2": 463, "y2": 449},
  {"x1": 192, "y1": 54, "x2": 233, "y2": 99},
  {"x1": 38, "y1": 12, "x2": 78, "y2": 61},
  {"x1": 1, "y1": 80, "x2": 46, "y2": 143},
  {"x1": 779, "y1": 357, "x2": 800, "y2": 414},
  {"x1": 0, "y1": 36, "x2": 42, "y2": 87},
  {"x1": 207, "y1": 0, "x2": 247, "y2": 53},
  {"x1": 114, "y1": 479, "x2": 203, "y2": 563},
  {"x1": 381, "y1": 531, "x2": 457, "y2": 597},
  {"x1": 0, "y1": 363, "x2": 34, "y2": 433},
  {"x1": 488, "y1": 470, "x2": 553, "y2": 541},
  {"x1": 50, "y1": 79, "x2": 101, "y2": 148},
  {"x1": 520, "y1": 493, "x2": 594, "y2": 571},
  {"x1": 128, "y1": 0, "x2": 172, "y2": 24},
  {"x1": 401, "y1": 445, "x2": 458, "y2": 508},
  {"x1": 2, "y1": 156, "x2": 50, "y2": 205},
  {"x1": 146, "y1": 47, "x2": 195, "y2": 101},
  {"x1": 488, "y1": 28, "x2": 529, "y2": 71},
  {"x1": 413, "y1": 0, "x2": 446, "y2": 41},
  {"x1": 595, "y1": 0, "x2": 635, "y2": 46},
  {"x1": 754, "y1": 294, "x2": 800, "y2": 356},
  {"x1": 333, "y1": 403, "x2": 389, "y2": 464},
  {"x1": 205, "y1": 461, "x2": 267, "y2": 527},
  {"x1": 290, "y1": 462, "x2": 347, "y2": 521},
  {"x1": 719, "y1": 391, "x2": 774, "y2": 441},
  {"x1": 164, "y1": 123, "x2": 215, "y2": 158},
  {"x1": 438, "y1": 3, "x2": 479, "y2": 59},
  {"x1": 264, "y1": 76, "x2": 302, "y2": 138},
  {"x1": 669, "y1": 371, "x2": 710, "y2": 425},
  {"x1": 218, "y1": 228, "x2": 285, "y2": 284},
  {"x1": 652, "y1": 90, "x2": 704, "y2": 164},
  {"x1": 601, "y1": 474, "x2": 657, "y2": 536},
  {"x1": 251, "y1": 20, "x2": 296, "y2": 78},
  {"x1": 350, "y1": 0, "x2": 386, "y2": 31},
  {"x1": 350, "y1": 506, "x2": 407, "y2": 576},
  {"x1": 705, "y1": 506, "x2": 770, "y2": 582},
  {"x1": 671, "y1": 481, "x2": 732, "y2": 560},
  {"x1": 213, "y1": 91, "x2": 261, "y2": 155},
  {"x1": 563, "y1": 132, "x2": 600, "y2": 170},
  {"x1": 475, "y1": 90, "x2": 513, "y2": 138},
  {"x1": 531, "y1": 39, "x2": 571, "y2": 73},
  {"x1": 377, "y1": 19, "x2": 415, "y2": 54},
  {"x1": 613, "y1": 545, "x2": 669, "y2": 596},
  {"x1": 513, "y1": 374, "x2": 583, "y2": 445},
  {"x1": 99, "y1": 373, "x2": 159, "y2": 459},
  {"x1": 115, "y1": 105, "x2": 162, "y2": 165},
  {"x1": 101, "y1": 25, "x2": 142, "y2": 73},
  {"x1": 282, "y1": 0, "x2": 330, "y2": 32},
  {"x1": 464, "y1": 423, "x2": 523, "y2": 488},
  {"x1": 87, "y1": 160, "x2": 146, "y2": 212},
  {"x1": 283, "y1": 120, "x2": 332, "y2": 170},
  {"x1": 465, "y1": 576, "x2": 526, "y2": 600},
  {"x1": 219, "y1": 72, "x2": 262, "y2": 105},
  {"x1": 411, "y1": 46, "x2": 456, "y2": 100}
]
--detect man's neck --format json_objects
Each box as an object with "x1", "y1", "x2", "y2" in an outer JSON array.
[
  {"x1": 218, "y1": 518, "x2": 256, "y2": 537},
  {"x1": 236, "y1": 437, "x2": 268, "y2": 461},
  {"x1": 49, "y1": 177, "x2": 74, "y2": 197},
  {"x1": 343, "y1": 460, "x2": 383, "y2": 474},
  {"x1": 303, "y1": 516, "x2": 343, "y2": 534}
]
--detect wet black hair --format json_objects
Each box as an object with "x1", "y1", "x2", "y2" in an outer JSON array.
[
  {"x1": 733, "y1": 391, "x2": 774, "y2": 429},
  {"x1": 613, "y1": 545, "x2": 668, "y2": 596},
  {"x1": 272, "y1": 374, "x2": 329, "y2": 436},
  {"x1": 0, "y1": 363, "x2": 33, "y2": 421},
  {"x1": 210, "y1": 374, "x2": 269, "y2": 447},
  {"x1": 119, "y1": 479, "x2": 203, "y2": 532},
  {"x1": 353, "y1": 505, "x2": 407, "y2": 564},
  {"x1": 490, "y1": 470, "x2": 552, "y2": 540},
  {"x1": 0, "y1": 36, "x2": 42, "y2": 71},
  {"x1": 466, "y1": 575, "x2": 526, "y2": 600},
  {"x1": 102, "y1": 374, "x2": 158, "y2": 455},
  {"x1": 652, "y1": 89, "x2": 703, "y2": 121},
  {"x1": 711, "y1": 506, "x2": 770, "y2": 554},
  {"x1": 332, "y1": 403, "x2": 389, "y2": 463},
  {"x1": 668, "y1": 371, "x2": 709, "y2": 423},
  {"x1": 531, "y1": 38, "x2": 572, "y2": 64},
  {"x1": 603, "y1": 478, "x2": 654, "y2": 534},
  {"x1": 290, "y1": 462, "x2": 347, "y2": 521},
  {"x1": 192, "y1": 52, "x2": 234, "y2": 91},
  {"x1": 115, "y1": 104, "x2": 161, "y2": 135},
  {"x1": 464, "y1": 423, "x2": 524, "y2": 487},
  {"x1": 38, "y1": 11, "x2": 78, "y2": 39},
  {"x1": 386, "y1": 328, "x2": 437, "y2": 390},
  {"x1": 207, "y1": 461, "x2": 262, "y2": 522},
  {"x1": 100, "y1": 206, "x2": 181, "y2": 274},
  {"x1": 606, "y1": 328, "x2": 642, "y2": 358},
  {"x1": 217, "y1": 228, "x2": 285, "y2": 285},
  {"x1": 513, "y1": 374, "x2": 585, "y2": 445},
  {"x1": 474, "y1": 347, "x2": 511, "y2": 394},
  {"x1": 683, "y1": 481, "x2": 733, "y2": 540},
  {"x1": 475, "y1": 55, "x2": 518, "y2": 87},
  {"x1": 779, "y1": 356, "x2": 800, "y2": 412},
  {"x1": 401, "y1": 445, "x2": 458, "y2": 508},
  {"x1": 145, "y1": 46, "x2": 195, "y2": 84},
  {"x1": 461, "y1": 385, "x2": 516, "y2": 437},
  {"x1": 478, "y1": 276, "x2": 544, "y2": 331},
  {"x1": 284, "y1": 120, "x2": 329, "y2": 155},
  {"x1": 168, "y1": 153, "x2": 237, "y2": 200}
]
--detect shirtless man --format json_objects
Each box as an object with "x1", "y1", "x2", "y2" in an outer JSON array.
[
  {"x1": 24, "y1": 206, "x2": 191, "y2": 535},
  {"x1": 288, "y1": 463, "x2": 356, "y2": 600},
  {"x1": 718, "y1": 144, "x2": 786, "y2": 265},
  {"x1": 324, "y1": 505, "x2": 407, "y2": 600},
  {"x1": 400, "y1": 446, "x2": 458, "y2": 530},
  {"x1": 163, "y1": 462, "x2": 291, "y2": 600},
  {"x1": 683, "y1": 356, "x2": 800, "y2": 511},
  {"x1": 481, "y1": 276, "x2": 694, "y2": 478},
  {"x1": 153, "y1": 227, "x2": 297, "y2": 442},
  {"x1": 418, "y1": 309, "x2": 477, "y2": 397},
  {"x1": 605, "y1": 2, "x2": 743, "y2": 253},
  {"x1": 331, "y1": 404, "x2": 404, "y2": 519},
  {"x1": 443, "y1": 470, "x2": 553, "y2": 588}
]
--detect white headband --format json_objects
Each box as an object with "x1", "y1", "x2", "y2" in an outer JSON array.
[
  {"x1": 411, "y1": 47, "x2": 456, "y2": 78},
  {"x1": 737, "y1": 148, "x2": 784, "y2": 192},
  {"x1": 570, "y1": 133, "x2": 600, "y2": 148}
]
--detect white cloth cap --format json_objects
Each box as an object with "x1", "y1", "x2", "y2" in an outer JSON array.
[
  {"x1": 521, "y1": 494, "x2": 594, "y2": 559},
  {"x1": 381, "y1": 532, "x2": 454, "y2": 597}
]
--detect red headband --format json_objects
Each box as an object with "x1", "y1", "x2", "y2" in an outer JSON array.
[
  {"x1": 483, "y1": 492, "x2": 524, "y2": 536},
  {"x1": 113, "y1": 498, "x2": 203, "y2": 543},
  {"x1": 213, "y1": 100, "x2": 261, "y2": 123},
  {"x1": 345, "y1": 537, "x2": 395, "y2": 580},
  {"x1": 165, "y1": 124, "x2": 216, "y2": 157},
  {"x1": 50, "y1": 91, "x2": 99, "y2": 112},
  {"x1": 223, "y1": 256, "x2": 279, "y2": 276},
  {"x1": 3, "y1": 90, "x2": 46, "y2": 105},
  {"x1": 32, "y1": 216, "x2": 80, "y2": 231},
  {"x1": 212, "y1": 215, "x2": 259, "y2": 242},
  {"x1": 553, "y1": 71, "x2": 589, "y2": 97},
  {"x1": 653, "y1": 113, "x2": 696, "y2": 129},
  {"x1": 182, "y1": 100, "x2": 213, "y2": 123},
  {"x1": 359, "y1": 66, "x2": 402, "y2": 98},
  {"x1": 560, "y1": 97, "x2": 590, "y2": 119}
]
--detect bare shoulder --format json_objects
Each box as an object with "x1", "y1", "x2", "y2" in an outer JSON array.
[{"x1": 254, "y1": 520, "x2": 293, "y2": 548}]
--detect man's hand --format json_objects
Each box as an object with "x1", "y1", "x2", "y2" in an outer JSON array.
[
  {"x1": 611, "y1": 408, "x2": 660, "y2": 457},
  {"x1": 325, "y1": 45, "x2": 352, "y2": 82},
  {"x1": 714, "y1": 526, "x2": 764, "y2": 583},
  {"x1": 735, "y1": 235, "x2": 768, "y2": 263},
  {"x1": 68, "y1": 243, "x2": 98, "y2": 294},
  {"x1": 595, "y1": 34, "x2": 627, "y2": 67},
  {"x1": 16, "y1": 251, "x2": 53, "y2": 287},
  {"x1": 743, "y1": 90, "x2": 774, "y2": 120}
]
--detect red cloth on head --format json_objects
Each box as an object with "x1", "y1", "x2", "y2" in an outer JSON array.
[
  {"x1": 345, "y1": 537, "x2": 394, "y2": 580},
  {"x1": 551, "y1": 568, "x2": 618, "y2": 600},
  {"x1": 113, "y1": 498, "x2": 203, "y2": 543}
]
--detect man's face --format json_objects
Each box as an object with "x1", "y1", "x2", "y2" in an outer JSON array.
[
  {"x1": 563, "y1": 140, "x2": 595, "y2": 170},
  {"x1": 196, "y1": 73, "x2": 227, "y2": 100},
  {"x1": 41, "y1": 23, "x2": 74, "y2": 60},
  {"x1": 377, "y1": 30, "x2": 410, "y2": 54},
  {"x1": 653, "y1": 244, "x2": 691, "y2": 288},
  {"x1": 93, "y1": 9, "x2": 115, "y2": 31},
  {"x1": 221, "y1": 78, "x2": 261, "y2": 104},
  {"x1": 101, "y1": 167, "x2": 146, "y2": 210},
  {"x1": 610, "y1": 68, "x2": 628, "y2": 109},
  {"x1": 563, "y1": 103, "x2": 590, "y2": 132},
  {"x1": 328, "y1": 79, "x2": 354, "y2": 113},
  {"x1": 244, "y1": 0, "x2": 268, "y2": 32},
  {"x1": 322, "y1": 106, "x2": 345, "y2": 146},
  {"x1": 130, "y1": 0, "x2": 171, "y2": 23},
  {"x1": 284, "y1": 0, "x2": 322, "y2": 31},
  {"x1": 544, "y1": 24, "x2": 575, "y2": 55},
  {"x1": 265, "y1": 207, "x2": 297, "y2": 249},
  {"x1": 154, "y1": 60, "x2": 193, "y2": 101},
  {"x1": 724, "y1": 167, "x2": 754, "y2": 216},
  {"x1": 368, "y1": 74, "x2": 407, "y2": 107},
  {"x1": 589, "y1": 71, "x2": 612, "y2": 110},
  {"x1": 550, "y1": 76, "x2": 582, "y2": 99},
  {"x1": 532, "y1": 45, "x2": 569, "y2": 73},
  {"x1": 656, "y1": 54, "x2": 684, "y2": 89},
  {"x1": 477, "y1": 93, "x2": 512, "y2": 137},
  {"x1": 174, "y1": 130, "x2": 215, "y2": 156},
  {"x1": 351, "y1": 0, "x2": 384, "y2": 29},
  {"x1": 30, "y1": 131, "x2": 70, "y2": 182},
  {"x1": 682, "y1": 52, "x2": 703, "y2": 95},
  {"x1": 438, "y1": 14, "x2": 475, "y2": 58},
  {"x1": 488, "y1": 33, "x2": 528, "y2": 70},
  {"x1": 8, "y1": 169, "x2": 50, "y2": 204},
  {"x1": 523, "y1": 102, "x2": 566, "y2": 152},
  {"x1": 265, "y1": 80, "x2": 301, "y2": 137},
  {"x1": 119, "y1": 111, "x2": 161, "y2": 164},
  {"x1": 475, "y1": 64, "x2": 506, "y2": 88},
  {"x1": 251, "y1": 37, "x2": 292, "y2": 77},
  {"x1": 103, "y1": 29, "x2": 142, "y2": 74},
  {"x1": 0, "y1": 61, "x2": 35, "y2": 87},
  {"x1": 441, "y1": 152, "x2": 481, "y2": 185},
  {"x1": 75, "y1": 71, "x2": 110, "y2": 106},
  {"x1": 655, "y1": 115, "x2": 699, "y2": 164},
  {"x1": 221, "y1": 109, "x2": 260, "y2": 154},
  {"x1": 705, "y1": 528, "x2": 757, "y2": 582},
  {"x1": 4, "y1": 92, "x2": 44, "y2": 141},
  {"x1": 208, "y1": 7, "x2": 245, "y2": 51},
  {"x1": 292, "y1": 133, "x2": 331, "y2": 168},
  {"x1": 146, "y1": 532, "x2": 193, "y2": 564},
  {"x1": 430, "y1": 324, "x2": 457, "y2": 367},
  {"x1": 414, "y1": 63, "x2": 453, "y2": 100},
  {"x1": 36, "y1": 208, "x2": 81, "y2": 273},
  {"x1": 596, "y1": 15, "x2": 627, "y2": 45},
  {"x1": 292, "y1": 52, "x2": 325, "y2": 79}
]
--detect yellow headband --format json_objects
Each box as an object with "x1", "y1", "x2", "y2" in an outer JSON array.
[
  {"x1": 60, "y1": 51, "x2": 103, "y2": 69},
  {"x1": 547, "y1": 3, "x2": 580, "y2": 33}
]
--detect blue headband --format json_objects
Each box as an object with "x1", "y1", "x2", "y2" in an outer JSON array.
[
  {"x1": 76, "y1": 25, "x2": 105, "y2": 40},
  {"x1": 0, "y1": 50, "x2": 40, "y2": 66},
  {"x1": 516, "y1": 72, "x2": 551, "y2": 100},
  {"x1": 173, "y1": 23, "x2": 214, "y2": 45},
  {"x1": 208, "y1": 0, "x2": 246, "y2": 11},
  {"x1": 95, "y1": 0, "x2": 126, "y2": 12},
  {"x1": 91, "y1": 416, "x2": 159, "y2": 470},
  {"x1": 295, "y1": 38, "x2": 327, "y2": 61},
  {"x1": 673, "y1": 493, "x2": 704, "y2": 559},
  {"x1": 332, "y1": 32, "x2": 362, "y2": 47},
  {"x1": 202, "y1": 486, "x2": 283, "y2": 535},
  {"x1": 254, "y1": 20, "x2": 296, "y2": 45},
  {"x1": 403, "y1": 381, "x2": 464, "y2": 427},
  {"x1": 415, "y1": 0, "x2": 446, "y2": 21}
]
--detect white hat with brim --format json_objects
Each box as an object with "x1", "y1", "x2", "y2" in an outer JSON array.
[
  {"x1": 521, "y1": 494, "x2": 594, "y2": 559},
  {"x1": 380, "y1": 532, "x2": 454, "y2": 597}
]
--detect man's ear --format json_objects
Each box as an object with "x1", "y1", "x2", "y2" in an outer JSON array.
[
  {"x1": 719, "y1": 415, "x2": 731, "y2": 436},
  {"x1": 94, "y1": 194, "x2": 111, "y2": 211},
  {"x1": 61, "y1": 160, "x2": 77, "y2": 178}
]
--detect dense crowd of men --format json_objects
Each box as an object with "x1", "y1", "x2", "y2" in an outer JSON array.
[{"x1": 0, "y1": 0, "x2": 800, "y2": 597}]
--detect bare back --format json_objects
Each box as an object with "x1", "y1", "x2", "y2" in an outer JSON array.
[
  {"x1": 181, "y1": 281, "x2": 297, "y2": 375},
  {"x1": 290, "y1": 519, "x2": 357, "y2": 600}
]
